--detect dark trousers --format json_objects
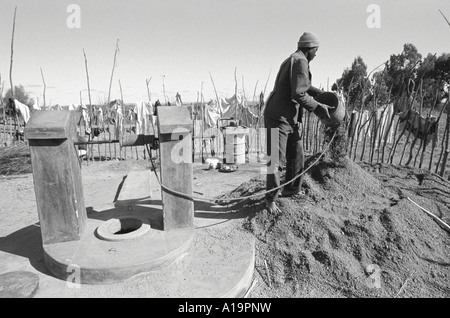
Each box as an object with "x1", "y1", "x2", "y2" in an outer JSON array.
[{"x1": 265, "y1": 117, "x2": 304, "y2": 202}]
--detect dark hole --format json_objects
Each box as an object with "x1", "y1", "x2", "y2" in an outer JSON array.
[
  {"x1": 113, "y1": 218, "x2": 142, "y2": 235},
  {"x1": 115, "y1": 229, "x2": 134, "y2": 235}
]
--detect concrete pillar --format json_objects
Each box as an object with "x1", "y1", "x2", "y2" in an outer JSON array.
[
  {"x1": 24, "y1": 110, "x2": 86, "y2": 244},
  {"x1": 156, "y1": 106, "x2": 194, "y2": 230}
]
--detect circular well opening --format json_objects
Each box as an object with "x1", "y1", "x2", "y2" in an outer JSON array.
[
  {"x1": 109, "y1": 218, "x2": 142, "y2": 234},
  {"x1": 96, "y1": 217, "x2": 150, "y2": 242}
]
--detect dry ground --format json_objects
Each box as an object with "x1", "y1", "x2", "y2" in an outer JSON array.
[{"x1": 0, "y1": 153, "x2": 449, "y2": 298}]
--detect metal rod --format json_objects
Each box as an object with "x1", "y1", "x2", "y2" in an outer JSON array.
[{"x1": 74, "y1": 140, "x2": 119, "y2": 145}]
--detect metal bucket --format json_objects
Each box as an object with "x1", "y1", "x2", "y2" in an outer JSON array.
[{"x1": 313, "y1": 92, "x2": 345, "y2": 126}]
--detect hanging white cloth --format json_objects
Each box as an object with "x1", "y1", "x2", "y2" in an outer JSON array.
[
  {"x1": 31, "y1": 98, "x2": 41, "y2": 111},
  {"x1": 109, "y1": 100, "x2": 123, "y2": 139},
  {"x1": 96, "y1": 106, "x2": 104, "y2": 125},
  {"x1": 80, "y1": 104, "x2": 91, "y2": 134},
  {"x1": 133, "y1": 101, "x2": 152, "y2": 135},
  {"x1": 13, "y1": 99, "x2": 31, "y2": 124},
  {"x1": 204, "y1": 99, "x2": 221, "y2": 128}
]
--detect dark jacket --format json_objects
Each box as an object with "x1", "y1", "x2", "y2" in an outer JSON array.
[{"x1": 264, "y1": 50, "x2": 323, "y2": 126}]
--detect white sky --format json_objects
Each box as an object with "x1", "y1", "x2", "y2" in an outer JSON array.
[{"x1": 0, "y1": 0, "x2": 449, "y2": 105}]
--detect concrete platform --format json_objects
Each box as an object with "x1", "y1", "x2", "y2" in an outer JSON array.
[
  {"x1": 0, "y1": 169, "x2": 255, "y2": 297},
  {"x1": 43, "y1": 211, "x2": 195, "y2": 285}
]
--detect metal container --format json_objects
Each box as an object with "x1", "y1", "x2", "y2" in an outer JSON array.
[
  {"x1": 313, "y1": 92, "x2": 345, "y2": 126},
  {"x1": 224, "y1": 126, "x2": 249, "y2": 164}
]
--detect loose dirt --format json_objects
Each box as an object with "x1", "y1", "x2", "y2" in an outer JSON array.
[
  {"x1": 222, "y1": 156, "x2": 450, "y2": 298},
  {"x1": 1, "y1": 154, "x2": 449, "y2": 298}
]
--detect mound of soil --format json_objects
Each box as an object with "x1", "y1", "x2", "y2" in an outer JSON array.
[{"x1": 225, "y1": 156, "x2": 450, "y2": 298}]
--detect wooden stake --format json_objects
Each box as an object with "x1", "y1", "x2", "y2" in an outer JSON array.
[
  {"x1": 417, "y1": 90, "x2": 438, "y2": 167},
  {"x1": 430, "y1": 96, "x2": 449, "y2": 170},
  {"x1": 376, "y1": 105, "x2": 390, "y2": 163},
  {"x1": 200, "y1": 82, "x2": 206, "y2": 164},
  {"x1": 234, "y1": 67, "x2": 238, "y2": 120},
  {"x1": 107, "y1": 39, "x2": 120, "y2": 105},
  {"x1": 351, "y1": 89, "x2": 368, "y2": 161},
  {"x1": 439, "y1": 9, "x2": 450, "y2": 27},
  {"x1": 435, "y1": 123, "x2": 448, "y2": 173},
  {"x1": 208, "y1": 72, "x2": 222, "y2": 117},
  {"x1": 82, "y1": 48, "x2": 94, "y2": 162},
  {"x1": 262, "y1": 69, "x2": 272, "y2": 97},
  {"x1": 388, "y1": 113, "x2": 406, "y2": 164},
  {"x1": 39, "y1": 67, "x2": 47, "y2": 109},
  {"x1": 9, "y1": 6, "x2": 17, "y2": 101},
  {"x1": 405, "y1": 81, "x2": 424, "y2": 166},
  {"x1": 252, "y1": 80, "x2": 259, "y2": 104},
  {"x1": 389, "y1": 90, "x2": 416, "y2": 165},
  {"x1": 381, "y1": 107, "x2": 395, "y2": 163},
  {"x1": 145, "y1": 77, "x2": 157, "y2": 137},
  {"x1": 440, "y1": 122, "x2": 449, "y2": 177},
  {"x1": 162, "y1": 75, "x2": 167, "y2": 105},
  {"x1": 0, "y1": 77, "x2": 5, "y2": 146},
  {"x1": 428, "y1": 128, "x2": 438, "y2": 171},
  {"x1": 439, "y1": 91, "x2": 450, "y2": 177},
  {"x1": 360, "y1": 113, "x2": 374, "y2": 161},
  {"x1": 242, "y1": 74, "x2": 246, "y2": 125},
  {"x1": 9, "y1": 115, "x2": 13, "y2": 147},
  {"x1": 9, "y1": 6, "x2": 18, "y2": 145},
  {"x1": 370, "y1": 109, "x2": 383, "y2": 163},
  {"x1": 119, "y1": 79, "x2": 125, "y2": 160},
  {"x1": 399, "y1": 127, "x2": 412, "y2": 165},
  {"x1": 314, "y1": 119, "x2": 320, "y2": 154}
]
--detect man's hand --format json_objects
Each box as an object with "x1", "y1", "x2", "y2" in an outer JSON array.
[{"x1": 316, "y1": 102, "x2": 335, "y2": 119}]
